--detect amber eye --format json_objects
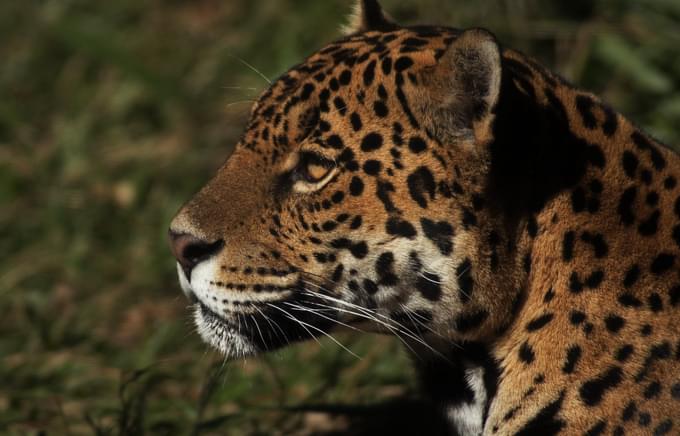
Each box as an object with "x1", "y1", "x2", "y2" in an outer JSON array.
[{"x1": 292, "y1": 152, "x2": 337, "y2": 191}]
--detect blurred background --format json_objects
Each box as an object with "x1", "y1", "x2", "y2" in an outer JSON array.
[{"x1": 1, "y1": 0, "x2": 679, "y2": 434}]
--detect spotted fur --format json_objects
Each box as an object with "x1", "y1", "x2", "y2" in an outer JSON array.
[{"x1": 169, "y1": 1, "x2": 680, "y2": 434}]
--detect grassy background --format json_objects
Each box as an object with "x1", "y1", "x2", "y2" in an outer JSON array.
[{"x1": 1, "y1": 0, "x2": 679, "y2": 434}]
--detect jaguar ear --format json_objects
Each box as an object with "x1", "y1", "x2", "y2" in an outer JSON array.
[
  {"x1": 342, "y1": 0, "x2": 399, "y2": 35},
  {"x1": 412, "y1": 28, "x2": 502, "y2": 148}
]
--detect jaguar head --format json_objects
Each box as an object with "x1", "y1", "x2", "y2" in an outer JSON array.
[{"x1": 169, "y1": 0, "x2": 509, "y2": 359}]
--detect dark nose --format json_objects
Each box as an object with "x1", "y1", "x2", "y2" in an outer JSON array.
[{"x1": 168, "y1": 231, "x2": 224, "y2": 279}]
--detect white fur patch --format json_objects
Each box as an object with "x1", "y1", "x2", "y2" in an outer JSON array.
[
  {"x1": 194, "y1": 305, "x2": 256, "y2": 359},
  {"x1": 176, "y1": 259, "x2": 291, "y2": 358},
  {"x1": 446, "y1": 366, "x2": 486, "y2": 436}
]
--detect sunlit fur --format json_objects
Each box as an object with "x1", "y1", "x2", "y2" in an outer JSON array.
[{"x1": 170, "y1": 1, "x2": 680, "y2": 434}]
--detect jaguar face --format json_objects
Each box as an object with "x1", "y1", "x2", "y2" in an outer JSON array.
[{"x1": 169, "y1": 1, "x2": 505, "y2": 359}]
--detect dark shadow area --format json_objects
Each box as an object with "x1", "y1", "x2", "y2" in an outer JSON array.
[{"x1": 288, "y1": 398, "x2": 451, "y2": 436}]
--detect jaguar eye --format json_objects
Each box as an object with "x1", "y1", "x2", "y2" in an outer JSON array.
[{"x1": 292, "y1": 152, "x2": 337, "y2": 191}]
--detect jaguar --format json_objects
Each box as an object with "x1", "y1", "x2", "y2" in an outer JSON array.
[{"x1": 169, "y1": 1, "x2": 680, "y2": 434}]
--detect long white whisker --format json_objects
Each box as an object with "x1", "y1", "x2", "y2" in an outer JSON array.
[
  {"x1": 301, "y1": 288, "x2": 440, "y2": 356},
  {"x1": 398, "y1": 303, "x2": 445, "y2": 341},
  {"x1": 266, "y1": 303, "x2": 322, "y2": 347},
  {"x1": 225, "y1": 99, "x2": 257, "y2": 108},
  {"x1": 298, "y1": 273, "x2": 455, "y2": 359},
  {"x1": 267, "y1": 303, "x2": 361, "y2": 360},
  {"x1": 228, "y1": 54, "x2": 272, "y2": 85},
  {"x1": 284, "y1": 301, "x2": 363, "y2": 333},
  {"x1": 255, "y1": 306, "x2": 290, "y2": 347}
]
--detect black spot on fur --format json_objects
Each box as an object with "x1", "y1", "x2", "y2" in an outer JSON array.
[
  {"x1": 363, "y1": 279, "x2": 378, "y2": 294},
  {"x1": 664, "y1": 176, "x2": 677, "y2": 190},
  {"x1": 569, "y1": 272, "x2": 583, "y2": 293},
  {"x1": 648, "y1": 293, "x2": 663, "y2": 312},
  {"x1": 375, "y1": 252, "x2": 398, "y2": 287},
  {"x1": 386, "y1": 218, "x2": 417, "y2": 239},
  {"x1": 562, "y1": 231, "x2": 575, "y2": 261},
  {"x1": 526, "y1": 313, "x2": 554, "y2": 332},
  {"x1": 585, "y1": 270, "x2": 604, "y2": 288},
  {"x1": 654, "y1": 420, "x2": 673, "y2": 435},
  {"x1": 570, "y1": 311, "x2": 586, "y2": 325},
  {"x1": 416, "y1": 272, "x2": 442, "y2": 301},
  {"x1": 634, "y1": 341, "x2": 671, "y2": 382},
  {"x1": 376, "y1": 181, "x2": 398, "y2": 213},
  {"x1": 562, "y1": 345, "x2": 581, "y2": 374},
  {"x1": 408, "y1": 136, "x2": 427, "y2": 153},
  {"x1": 579, "y1": 366, "x2": 623, "y2": 406},
  {"x1": 543, "y1": 288, "x2": 555, "y2": 303},
  {"x1": 643, "y1": 381, "x2": 661, "y2": 399},
  {"x1": 669, "y1": 284, "x2": 680, "y2": 306},
  {"x1": 617, "y1": 186, "x2": 637, "y2": 225},
  {"x1": 604, "y1": 314, "x2": 625, "y2": 333},
  {"x1": 514, "y1": 391, "x2": 565, "y2": 436},
  {"x1": 363, "y1": 60, "x2": 376, "y2": 86},
  {"x1": 616, "y1": 295, "x2": 637, "y2": 309},
  {"x1": 519, "y1": 341, "x2": 535, "y2": 363},
  {"x1": 672, "y1": 225, "x2": 680, "y2": 249},
  {"x1": 331, "y1": 264, "x2": 344, "y2": 282},
  {"x1": 632, "y1": 131, "x2": 666, "y2": 170},
  {"x1": 580, "y1": 232, "x2": 608, "y2": 258},
  {"x1": 637, "y1": 210, "x2": 660, "y2": 236},
  {"x1": 373, "y1": 100, "x2": 388, "y2": 117},
  {"x1": 394, "y1": 56, "x2": 414, "y2": 72},
  {"x1": 615, "y1": 344, "x2": 634, "y2": 362},
  {"x1": 338, "y1": 70, "x2": 352, "y2": 86},
  {"x1": 622, "y1": 151, "x2": 639, "y2": 178},
  {"x1": 622, "y1": 401, "x2": 637, "y2": 421},
  {"x1": 420, "y1": 218, "x2": 454, "y2": 255},
  {"x1": 363, "y1": 159, "x2": 381, "y2": 175},
  {"x1": 623, "y1": 264, "x2": 640, "y2": 288},
  {"x1": 576, "y1": 95, "x2": 597, "y2": 129},
  {"x1": 350, "y1": 112, "x2": 362, "y2": 131},
  {"x1": 349, "y1": 176, "x2": 364, "y2": 196},
  {"x1": 408, "y1": 167, "x2": 436, "y2": 208},
  {"x1": 462, "y1": 208, "x2": 477, "y2": 228},
  {"x1": 651, "y1": 253, "x2": 675, "y2": 275},
  {"x1": 584, "y1": 420, "x2": 607, "y2": 436},
  {"x1": 671, "y1": 383, "x2": 680, "y2": 400},
  {"x1": 349, "y1": 241, "x2": 368, "y2": 259},
  {"x1": 361, "y1": 132, "x2": 383, "y2": 152},
  {"x1": 639, "y1": 412, "x2": 651, "y2": 427}
]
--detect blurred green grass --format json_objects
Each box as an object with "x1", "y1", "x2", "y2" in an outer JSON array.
[{"x1": 1, "y1": 0, "x2": 678, "y2": 434}]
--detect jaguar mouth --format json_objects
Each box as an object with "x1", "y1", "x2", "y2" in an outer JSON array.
[{"x1": 192, "y1": 289, "x2": 346, "y2": 359}]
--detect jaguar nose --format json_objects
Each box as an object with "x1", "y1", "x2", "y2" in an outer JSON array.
[{"x1": 168, "y1": 230, "x2": 224, "y2": 279}]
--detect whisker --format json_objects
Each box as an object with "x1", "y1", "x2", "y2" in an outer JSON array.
[
  {"x1": 284, "y1": 301, "x2": 364, "y2": 333},
  {"x1": 267, "y1": 302, "x2": 361, "y2": 360},
  {"x1": 222, "y1": 85, "x2": 260, "y2": 91},
  {"x1": 301, "y1": 287, "x2": 438, "y2": 358},
  {"x1": 255, "y1": 306, "x2": 290, "y2": 347},
  {"x1": 266, "y1": 302, "x2": 323, "y2": 347},
  {"x1": 225, "y1": 99, "x2": 257, "y2": 108},
  {"x1": 228, "y1": 54, "x2": 272, "y2": 85}
]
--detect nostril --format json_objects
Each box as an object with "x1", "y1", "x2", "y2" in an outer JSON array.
[
  {"x1": 183, "y1": 239, "x2": 224, "y2": 265},
  {"x1": 169, "y1": 231, "x2": 224, "y2": 278}
]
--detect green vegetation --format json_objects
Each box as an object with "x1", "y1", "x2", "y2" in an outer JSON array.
[{"x1": 1, "y1": 0, "x2": 678, "y2": 434}]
